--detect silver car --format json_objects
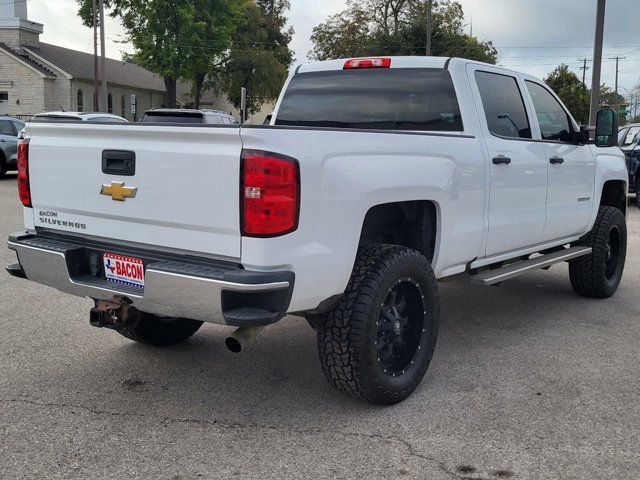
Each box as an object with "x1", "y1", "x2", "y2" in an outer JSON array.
[{"x1": 0, "y1": 116, "x2": 25, "y2": 178}]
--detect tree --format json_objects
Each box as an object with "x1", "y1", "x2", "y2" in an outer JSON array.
[
  {"x1": 77, "y1": 0, "x2": 292, "y2": 112},
  {"x1": 77, "y1": 0, "x2": 243, "y2": 107},
  {"x1": 544, "y1": 64, "x2": 590, "y2": 124},
  {"x1": 209, "y1": 0, "x2": 294, "y2": 114},
  {"x1": 309, "y1": 0, "x2": 497, "y2": 64}
]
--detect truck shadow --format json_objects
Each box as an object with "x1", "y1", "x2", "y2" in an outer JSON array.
[{"x1": 12, "y1": 262, "x2": 635, "y2": 430}]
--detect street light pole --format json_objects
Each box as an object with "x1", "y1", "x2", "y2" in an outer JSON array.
[
  {"x1": 589, "y1": 0, "x2": 606, "y2": 125},
  {"x1": 99, "y1": 0, "x2": 108, "y2": 112},
  {"x1": 426, "y1": 0, "x2": 433, "y2": 56},
  {"x1": 92, "y1": 0, "x2": 99, "y2": 111}
]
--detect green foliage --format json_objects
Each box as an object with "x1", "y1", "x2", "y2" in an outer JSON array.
[
  {"x1": 76, "y1": 0, "x2": 293, "y2": 111},
  {"x1": 310, "y1": 0, "x2": 496, "y2": 64},
  {"x1": 544, "y1": 64, "x2": 590, "y2": 124},
  {"x1": 210, "y1": 0, "x2": 294, "y2": 114},
  {"x1": 544, "y1": 64, "x2": 628, "y2": 125}
]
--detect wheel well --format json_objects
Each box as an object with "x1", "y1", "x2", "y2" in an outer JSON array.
[
  {"x1": 359, "y1": 201, "x2": 437, "y2": 262},
  {"x1": 600, "y1": 180, "x2": 627, "y2": 214}
]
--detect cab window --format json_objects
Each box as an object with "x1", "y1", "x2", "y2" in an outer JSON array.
[
  {"x1": 475, "y1": 71, "x2": 531, "y2": 139},
  {"x1": 525, "y1": 81, "x2": 573, "y2": 142}
]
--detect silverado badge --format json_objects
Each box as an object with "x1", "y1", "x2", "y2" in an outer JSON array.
[{"x1": 100, "y1": 181, "x2": 138, "y2": 202}]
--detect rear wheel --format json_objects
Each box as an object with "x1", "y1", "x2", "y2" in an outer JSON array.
[
  {"x1": 316, "y1": 245, "x2": 439, "y2": 405},
  {"x1": 118, "y1": 311, "x2": 203, "y2": 347},
  {"x1": 569, "y1": 206, "x2": 627, "y2": 298}
]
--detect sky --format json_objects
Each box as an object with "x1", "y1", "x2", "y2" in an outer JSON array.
[{"x1": 26, "y1": 0, "x2": 640, "y2": 101}]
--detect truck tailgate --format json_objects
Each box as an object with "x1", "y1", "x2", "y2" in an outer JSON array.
[{"x1": 26, "y1": 123, "x2": 242, "y2": 259}]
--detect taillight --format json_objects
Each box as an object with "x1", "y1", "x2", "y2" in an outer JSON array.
[
  {"x1": 241, "y1": 150, "x2": 299, "y2": 237},
  {"x1": 17, "y1": 138, "x2": 31, "y2": 208},
  {"x1": 344, "y1": 57, "x2": 391, "y2": 70}
]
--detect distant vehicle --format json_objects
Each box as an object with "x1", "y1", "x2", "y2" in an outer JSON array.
[
  {"x1": 0, "y1": 116, "x2": 25, "y2": 178},
  {"x1": 142, "y1": 109, "x2": 238, "y2": 125},
  {"x1": 32, "y1": 112, "x2": 128, "y2": 123},
  {"x1": 618, "y1": 123, "x2": 640, "y2": 207}
]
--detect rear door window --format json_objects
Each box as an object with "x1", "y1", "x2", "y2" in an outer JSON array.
[
  {"x1": 475, "y1": 71, "x2": 532, "y2": 139},
  {"x1": 0, "y1": 120, "x2": 14, "y2": 136},
  {"x1": 276, "y1": 68, "x2": 463, "y2": 132}
]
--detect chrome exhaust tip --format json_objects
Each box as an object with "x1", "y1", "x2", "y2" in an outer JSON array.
[{"x1": 225, "y1": 326, "x2": 266, "y2": 353}]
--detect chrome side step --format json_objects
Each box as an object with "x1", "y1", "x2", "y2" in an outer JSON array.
[{"x1": 470, "y1": 247, "x2": 592, "y2": 286}]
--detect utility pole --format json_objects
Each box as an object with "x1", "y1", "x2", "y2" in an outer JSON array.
[
  {"x1": 99, "y1": 0, "x2": 108, "y2": 112},
  {"x1": 425, "y1": 0, "x2": 433, "y2": 56},
  {"x1": 609, "y1": 56, "x2": 625, "y2": 93},
  {"x1": 578, "y1": 58, "x2": 591, "y2": 86},
  {"x1": 589, "y1": 0, "x2": 606, "y2": 126},
  {"x1": 92, "y1": 0, "x2": 99, "y2": 112}
]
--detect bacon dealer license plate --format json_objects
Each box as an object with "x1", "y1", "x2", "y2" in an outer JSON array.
[{"x1": 103, "y1": 253, "x2": 145, "y2": 289}]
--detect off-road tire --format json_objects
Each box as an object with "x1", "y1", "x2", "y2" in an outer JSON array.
[
  {"x1": 118, "y1": 310, "x2": 203, "y2": 347},
  {"x1": 569, "y1": 206, "x2": 626, "y2": 298},
  {"x1": 316, "y1": 244, "x2": 439, "y2": 405}
]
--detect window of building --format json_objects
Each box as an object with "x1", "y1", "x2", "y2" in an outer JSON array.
[
  {"x1": 121, "y1": 95, "x2": 126, "y2": 118},
  {"x1": 475, "y1": 71, "x2": 531, "y2": 139},
  {"x1": 525, "y1": 81, "x2": 573, "y2": 142},
  {"x1": 107, "y1": 94, "x2": 113, "y2": 114},
  {"x1": 77, "y1": 89, "x2": 84, "y2": 112}
]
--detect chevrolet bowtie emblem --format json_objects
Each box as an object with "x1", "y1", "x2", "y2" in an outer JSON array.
[{"x1": 100, "y1": 181, "x2": 138, "y2": 201}]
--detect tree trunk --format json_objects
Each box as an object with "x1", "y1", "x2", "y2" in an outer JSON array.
[
  {"x1": 193, "y1": 72, "x2": 205, "y2": 110},
  {"x1": 164, "y1": 76, "x2": 177, "y2": 108}
]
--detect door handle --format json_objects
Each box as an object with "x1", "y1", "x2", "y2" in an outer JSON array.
[
  {"x1": 550, "y1": 157, "x2": 565, "y2": 165},
  {"x1": 492, "y1": 156, "x2": 512, "y2": 165},
  {"x1": 0, "y1": 138, "x2": 5, "y2": 142}
]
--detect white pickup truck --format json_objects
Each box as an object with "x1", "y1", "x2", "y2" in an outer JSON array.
[{"x1": 7, "y1": 57, "x2": 627, "y2": 405}]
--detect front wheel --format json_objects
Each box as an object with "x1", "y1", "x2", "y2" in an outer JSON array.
[
  {"x1": 118, "y1": 311, "x2": 203, "y2": 347},
  {"x1": 635, "y1": 178, "x2": 640, "y2": 209},
  {"x1": 316, "y1": 245, "x2": 439, "y2": 405},
  {"x1": 569, "y1": 206, "x2": 627, "y2": 298}
]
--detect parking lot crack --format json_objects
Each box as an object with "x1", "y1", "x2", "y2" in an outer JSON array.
[{"x1": 1, "y1": 396, "x2": 462, "y2": 477}]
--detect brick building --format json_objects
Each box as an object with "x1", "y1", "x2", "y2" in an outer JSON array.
[{"x1": 0, "y1": 0, "x2": 166, "y2": 120}]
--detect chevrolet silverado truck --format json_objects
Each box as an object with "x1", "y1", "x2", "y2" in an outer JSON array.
[{"x1": 6, "y1": 57, "x2": 628, "y2": 405}]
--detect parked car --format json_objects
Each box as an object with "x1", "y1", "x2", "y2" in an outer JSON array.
[
  {"x1": 142, "y1": 108, "x2": 238, "y2": 125},
  {"x1": 618, "y1": 123, "x2": 640, "y2": 207},
  {"x1": 32, "y1": 112, "x2": 128, "y2": 123},
  {"x1": 7, "y1": 56, "x2": 628, "y2": 405},
  {"x1": 0, "y1": 116, "x2": 25, "y2": 178}
]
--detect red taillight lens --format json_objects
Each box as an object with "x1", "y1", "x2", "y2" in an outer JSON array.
[
  {"x1": 241, "y1": 150, "x2": 299, "y2": 237},
  {"x1": 17, "y1": 138, "x2": 31, "y2": 208},
  {"x1": 343, "y1": 57, "x2": 391, "y2": 70}
]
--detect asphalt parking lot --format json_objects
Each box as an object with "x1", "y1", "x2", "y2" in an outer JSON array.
[{"x1": 1, "y1": 173, "x2": 639, "y2": 480}]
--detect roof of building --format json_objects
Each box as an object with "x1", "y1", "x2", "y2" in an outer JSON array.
[
  {"x1": 0, "y1": 42, "x2": 56, "y2": 77},
  {"x1": 26, "y1": 43, "x2": 166, "y2": 92}
]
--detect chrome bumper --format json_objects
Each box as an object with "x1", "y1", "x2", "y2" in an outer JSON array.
[{"x1": 7, "y1": 232, "x2": 294, "y2": 326}]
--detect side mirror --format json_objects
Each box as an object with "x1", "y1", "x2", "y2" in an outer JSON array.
[{"x1": 595, "y1": 108, "x2": 618, "y2": 147}]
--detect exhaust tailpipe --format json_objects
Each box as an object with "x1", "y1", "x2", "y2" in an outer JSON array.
[{"x1": 225, "y1": 326, "x2": 266, "y2": 353}]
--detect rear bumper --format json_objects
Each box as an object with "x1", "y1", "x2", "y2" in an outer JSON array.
[{"x1": 7, "y1": 232, "x2": 294, "y2": 326}]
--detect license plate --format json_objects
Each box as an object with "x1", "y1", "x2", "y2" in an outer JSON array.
[{"x1": 103, "y1": 253, "x2": 145, "y2": 288}]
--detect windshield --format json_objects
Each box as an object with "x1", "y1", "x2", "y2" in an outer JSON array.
[
  {"x1": 275, "y1": 68, "x2": 463, "y2": 132},
  {"x1": 622, "y1": 126, "x2": 640, "y2": 147}
]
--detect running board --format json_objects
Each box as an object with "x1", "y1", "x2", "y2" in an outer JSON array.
[{"x1": 470, "y1": 247, "x2": 592, "y2": 286}]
